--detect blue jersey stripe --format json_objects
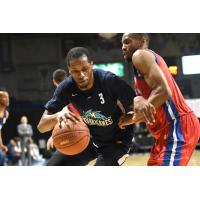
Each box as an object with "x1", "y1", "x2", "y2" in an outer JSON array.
[
  {"x1": 168, "y1": 100, "x2": 184, "y2": 165},
  {"x1": 163, "y1": 101, "x2": 175, "y2": 165},
  {"x1": 173, "y1": 118, "x2": 184, "y2": 165},
  {"x1": 162, "y1": 117, "x2": 174, "y2": 166},
  {"x1": 162, "y1": 99, "x2": 184, "y2": 166}
]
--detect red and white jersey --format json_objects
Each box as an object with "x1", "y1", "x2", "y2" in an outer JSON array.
[{"x1": 133, "y1": 50, "x2": 193, "y2": 139}]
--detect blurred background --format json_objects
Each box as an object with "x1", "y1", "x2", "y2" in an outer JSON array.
[{"x1": 0, "y1": 33, "x2": 200, "y2": 165}]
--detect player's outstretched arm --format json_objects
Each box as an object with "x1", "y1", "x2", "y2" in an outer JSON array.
[
  {"x1": 37, "y1": 109, "x2": 81, "y2": 133},
  {"x1": 37, "y1": 110, "x2": 59, "y2": 133}
]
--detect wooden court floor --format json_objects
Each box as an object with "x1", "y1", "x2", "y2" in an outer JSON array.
[
  {"x1": 123, "y1": 150, "x2": 200, "y2": 166},
  {"x1": 88, "y1": 150, "x2": 200, "y2": 166}
]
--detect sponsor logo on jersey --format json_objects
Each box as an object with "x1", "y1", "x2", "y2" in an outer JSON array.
[{"x1": 82, "y1": 109, "x2": 113, "y2": 127}]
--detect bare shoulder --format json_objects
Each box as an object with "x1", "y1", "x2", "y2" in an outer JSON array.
[
  {"x1": 132, "y1": 49, "x2": 154, "y2": 65},
  {"x1": 132, "y1": 49, "x2": 156, "y2": 75}
]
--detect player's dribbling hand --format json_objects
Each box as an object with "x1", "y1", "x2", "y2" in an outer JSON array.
[
  {"x1": 47, "y1": 136, "x2": 54, "y2": 150},
  {"x1": 57, "y1": 110, "x2": 81, "y2": 128},
  {"x1": 134, "y1": 96, "x2": 156, "y2": 125}
]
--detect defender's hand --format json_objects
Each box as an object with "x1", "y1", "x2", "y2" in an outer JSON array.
[{"x1": 134, "y1": 96, "x2": 156, "y2": 124}]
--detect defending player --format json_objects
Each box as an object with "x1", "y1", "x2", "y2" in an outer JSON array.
[{"x1": 119, "y1": 33, "x2": 200, "y2": 166}]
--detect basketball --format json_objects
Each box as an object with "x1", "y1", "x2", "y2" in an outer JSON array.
[{"x1": 52, "y1": 118, "x2": 90, "y2": 155}]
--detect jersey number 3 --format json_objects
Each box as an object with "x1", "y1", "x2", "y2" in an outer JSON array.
[{"x1": 98, "y1": 93, "x2": 105, "y2": 104}]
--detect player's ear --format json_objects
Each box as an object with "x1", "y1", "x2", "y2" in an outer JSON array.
[
  {"x1": 52, "y1": 79, "x2": 56, "y2": 86},
  {"x1": 53, "y1": 79, "x2": 59, "y2": 87},
  {"x1": 68, "y1": 68, "x2": 72, "y2": 75}
]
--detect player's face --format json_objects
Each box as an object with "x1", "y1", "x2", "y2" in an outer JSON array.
[
  {"x1": 122, "y1": 33, "x2": 144, "y2": 62},
  {"x1": 68, "y1": 56, "x2": 94, "y2": 91},
  {"x1": 0, "y1": 91, "x2": 9, "y2": 107}
]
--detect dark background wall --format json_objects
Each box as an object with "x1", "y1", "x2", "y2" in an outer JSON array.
[{"x1": 0, "y1": 33, "x2": 200, "y2": 144}]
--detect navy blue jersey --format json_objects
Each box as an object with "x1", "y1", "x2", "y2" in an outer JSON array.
[
  {"x1": 45, "y1": 69, "x2": 136, "y2": 146},
  {"x1": 0, "y1": 110, "x2": 7, "y2": 130}
]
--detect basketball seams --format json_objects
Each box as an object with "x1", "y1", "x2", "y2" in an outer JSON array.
[
  {"x1": 52, "y1": 128, "x2": 89, "y2": 135},
  {"x1": 57, "y1": 135, "x2": 89, "y2": 149},
  {"x1": 52, "y1": 130, "x2": 89, "y2": 142}
]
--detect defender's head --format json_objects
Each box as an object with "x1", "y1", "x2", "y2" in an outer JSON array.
[{"x1": 122, "y1": 33, "x2": 149, "y2": 62}]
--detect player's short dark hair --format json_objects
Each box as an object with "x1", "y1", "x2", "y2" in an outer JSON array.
[
  {"x1": 52, "y1": 69, "x2": 67, "y2": 84},
  {"x1": 66, "y1": 47, "x2": 92, "y2": 67},
  {"x1": 130, "y1": 33, "x2": 150, "y2": 47}
]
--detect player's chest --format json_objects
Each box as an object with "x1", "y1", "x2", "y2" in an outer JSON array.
[{"x1": 69, "y1": 89, "x2": 115, "y2": 111}]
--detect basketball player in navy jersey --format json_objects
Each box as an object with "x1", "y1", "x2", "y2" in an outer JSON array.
[
  {"x1": 0, "y1": 88, "x2": 9, "y2": 153},
  {"x1": 38, "y1": 47, "x2": 142, "y2": 166},
  {"x1": 44, "y1": 69, "x2": 92, "y2": 166}
]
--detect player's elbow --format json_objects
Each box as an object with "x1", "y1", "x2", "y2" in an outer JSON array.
[{"x1": 37, "y1": 121, "x2": 46, "y2": 133}]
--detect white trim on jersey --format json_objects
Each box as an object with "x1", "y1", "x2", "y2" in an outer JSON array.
[{"x1": 165, "y1": 100, "x2": 178, "y2": 166}]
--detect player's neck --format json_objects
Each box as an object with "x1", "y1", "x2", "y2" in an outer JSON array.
[
  {"x1": 87, "y1": 73, "x2": 94, "y2": 90},
  {"x1": 141, "y1": 44, "x2": 148, "y2": 49}
]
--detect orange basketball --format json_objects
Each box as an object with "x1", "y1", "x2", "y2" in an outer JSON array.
[{"x1": 52, "y1": 118, "x2": 90, "y2": 155}]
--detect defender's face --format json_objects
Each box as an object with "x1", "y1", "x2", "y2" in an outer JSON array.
[
  {"x1": 0, "y1": 91, "x2": 9, "y2": 107},
  {"x1": 68, "y1": 56, "x2": 94, "y2": 91},
  {"x1": 122, "y1": 33, "x2": 143, "y2": 62}
]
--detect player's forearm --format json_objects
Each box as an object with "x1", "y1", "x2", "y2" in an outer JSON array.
[
  {"x1": 37, "y1": 113, "x2": 59, "y2": 133},
  {"x1": 148, "y1": 85, "x2": 172, "y2": 109}
]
